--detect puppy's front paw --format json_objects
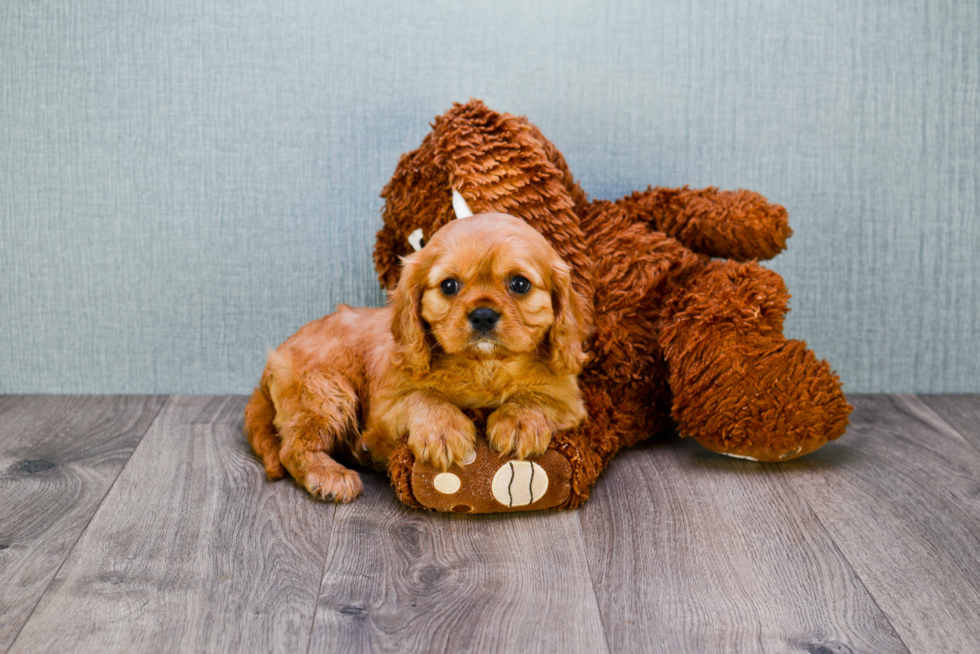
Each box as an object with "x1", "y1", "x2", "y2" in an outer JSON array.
[
  {"x1": 487, "y1": 404, "x2": 553, "y2": 459},
  {"x1": 304, "y1": 464, "x2": 363, "y2": 503},
  {"x1": 408, "y1": 404, "x2": 476, "y2": 471}
]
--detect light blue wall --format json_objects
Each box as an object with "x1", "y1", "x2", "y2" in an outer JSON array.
[{"x1": 1, "y1": 0, "x2": 977, "y2": 393}]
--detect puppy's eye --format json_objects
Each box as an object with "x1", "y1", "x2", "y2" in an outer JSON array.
[
  {"x1": 408, "y1": 228, "x2": 426, "y2": 252},
  {"x1": 440, "y1": 279, "x2": 459, "y2": 295},
  {"x1": 509, "y1": 276, "x2": 531, "y2": 294}
]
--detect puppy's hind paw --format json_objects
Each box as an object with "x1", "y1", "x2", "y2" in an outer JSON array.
[
  {"x1": 304, "y1": 466, "x2": 363, "y2": 503},
  {"x1": 262, "y1": 454, "x2": 286, "y2": 481}
]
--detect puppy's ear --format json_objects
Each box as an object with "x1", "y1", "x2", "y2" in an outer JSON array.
[
  {"x1": 389, "y1": 251, "x2": 431, "y2": 377},
  {"x1": 548, "y1": 260, "x2": 589, "y2": 376}
]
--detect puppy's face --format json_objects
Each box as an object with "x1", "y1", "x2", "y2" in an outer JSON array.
[
  {"x1": 390, "y1": 214, "x2": 587, "y2": 376},
  {"x1": 420, "y1": 220, "x2": 554, "y2": 359}
]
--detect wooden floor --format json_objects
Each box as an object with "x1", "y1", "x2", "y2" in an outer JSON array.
[{"x1": 1, "y1": 395, "x2": 979, "y2": 653}]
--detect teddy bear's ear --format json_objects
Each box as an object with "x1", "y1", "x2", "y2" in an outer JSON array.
[
  {"x1": 374, "y1": 222, "x2": 408, "y2": 291},
  {"x1": 452, "y1": 189, "x2": 473, "y2": 219}
]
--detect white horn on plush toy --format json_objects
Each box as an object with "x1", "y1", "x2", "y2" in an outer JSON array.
[{"x1": 452, "y1": 189, "x2": 474, "y2": 219}]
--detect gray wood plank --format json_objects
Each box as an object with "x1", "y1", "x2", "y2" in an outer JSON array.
[
  {"x1": 781, "y1": 394, "x2": 980, "y2": 653},
  {"x1": 579, "y1": 436, "x2": 908, "y2": 654},
  {"x1": 309, "y1": 470, "x2": 609, "y2": 654},
  {"x1": 8, "y1": 395, "x2": 335, "y2": 654},
  {"x1": 918, "y1": 394, "x2": 980, "y2": 449},
  {"x1": 0, "y1": 395, "x2": 165, "y2": 654}
]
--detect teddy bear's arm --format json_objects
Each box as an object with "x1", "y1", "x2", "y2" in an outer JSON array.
[{"x1": 615, "y1": 186, "x2": 792, "y2": 261}]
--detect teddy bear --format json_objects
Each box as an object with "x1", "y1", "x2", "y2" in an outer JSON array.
[{"x1": 371, "y1": 100, "x2": 852, "y2": 513}]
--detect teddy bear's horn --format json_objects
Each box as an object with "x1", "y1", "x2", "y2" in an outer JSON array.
[{"x1": 452, "y1": 189, "x2": 474, "y2": 219}]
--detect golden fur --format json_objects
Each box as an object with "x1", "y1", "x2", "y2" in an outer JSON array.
[{"x1": 244, "y1": 213, "x2": 589, "y2": 502}]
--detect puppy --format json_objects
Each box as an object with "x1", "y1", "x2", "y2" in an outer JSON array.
[{"x1": 244, "y1": 213, "x2": 590, "y2": 502}]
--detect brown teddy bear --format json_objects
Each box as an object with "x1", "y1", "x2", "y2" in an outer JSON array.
[{"x1": 373, "y1": 100, "x2": 852, "y2": 513}]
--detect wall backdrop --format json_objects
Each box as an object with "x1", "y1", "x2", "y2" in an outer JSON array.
[{"x1": 1, "y1": 0, "x2": 977, "y2": 394}]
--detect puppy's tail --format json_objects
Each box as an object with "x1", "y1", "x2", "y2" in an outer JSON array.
[{"x1": 244, "y1": 373, "x2": 286, "y2": 480}]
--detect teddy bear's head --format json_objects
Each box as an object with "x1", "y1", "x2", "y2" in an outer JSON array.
[{"x1": 373, "y1": 100, "x2": 594, "y2": 322}]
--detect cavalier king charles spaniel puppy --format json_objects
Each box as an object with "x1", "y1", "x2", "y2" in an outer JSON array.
[{"x1": 244, "y1": 212, "x2": 589, "y2": 502}]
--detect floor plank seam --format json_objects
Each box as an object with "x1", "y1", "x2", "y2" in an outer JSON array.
[
  {"x1": 574, "y1": 510, "x2": 614, "y2": 654},
  {"x1": 2, "y1": 395, "x2": 170, "y2": 654},
  {"x1": 304, "y1": 502, "x2": 337, "y2": 654},
  {"x1": 779, "y1": 472, "x2": 913, "y2": 654},
  {"x1": 911, "y1": 394, "x2": 980, "y2": 458}
]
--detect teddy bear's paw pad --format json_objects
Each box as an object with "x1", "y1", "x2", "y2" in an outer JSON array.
[
  {"x1": 410, "y1": 440, "x2": 572, "y2": 513},
  {"x1": 719, "y1": 451, "x2": 760, "y2": 462},
  {"x1": 705, "y1": 442, "x2": 810, "y2": 463},
  {"x1": 491, "y1": 461, "x2": 548, "y2": 507},
  {"x1": 433, "y1": 472, "x2": 462, "y2": 494}
]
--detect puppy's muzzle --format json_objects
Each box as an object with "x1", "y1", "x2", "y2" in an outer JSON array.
[{"x1": 468, "y1": 307, "x2": 499, "y2": 334}]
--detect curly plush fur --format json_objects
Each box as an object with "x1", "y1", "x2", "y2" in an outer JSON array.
[{"x1": 376, "y1": 100, "x2": 852, "y2": 509}]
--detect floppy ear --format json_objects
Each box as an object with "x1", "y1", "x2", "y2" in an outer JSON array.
[
  {"x1": 389, "y1": 251, "x2": 431, "y2": 377},
  {"x1": 374, "y1": 223, "x2": 409, "y2": 291},
  {"x1": 548, "y1": 260, "x2": 589, "y2": 376}
]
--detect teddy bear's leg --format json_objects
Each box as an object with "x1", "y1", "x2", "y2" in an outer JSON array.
[
  {"x1": 387, "y1": 399, "x2": 609, "y2": 513},
  {"x1": 616, "y1": 186, "x2": 792, "y2": 262},
  {"x1": 660, "y1": 259, "x2": 852, "y2": 461}
]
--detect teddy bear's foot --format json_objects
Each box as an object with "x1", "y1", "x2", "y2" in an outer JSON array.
[
  {"x1": 661, "y1": 259, "x2": 853, "y2": 462},
  {"x1": 677, "y1": 337, "x2": 852, "y2": 462},
  {"x1": 407, "y1": 437, "x2": 572, "y2": 513}
]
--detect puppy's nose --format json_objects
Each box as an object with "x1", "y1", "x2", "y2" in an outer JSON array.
[{"x1": 468, "y1": 307, "x2": 499, "y2": 333}]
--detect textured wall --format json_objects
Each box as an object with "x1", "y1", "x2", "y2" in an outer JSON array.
[{"x1": 1, "y1": 0, "x2": 977, "y2": 393}]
